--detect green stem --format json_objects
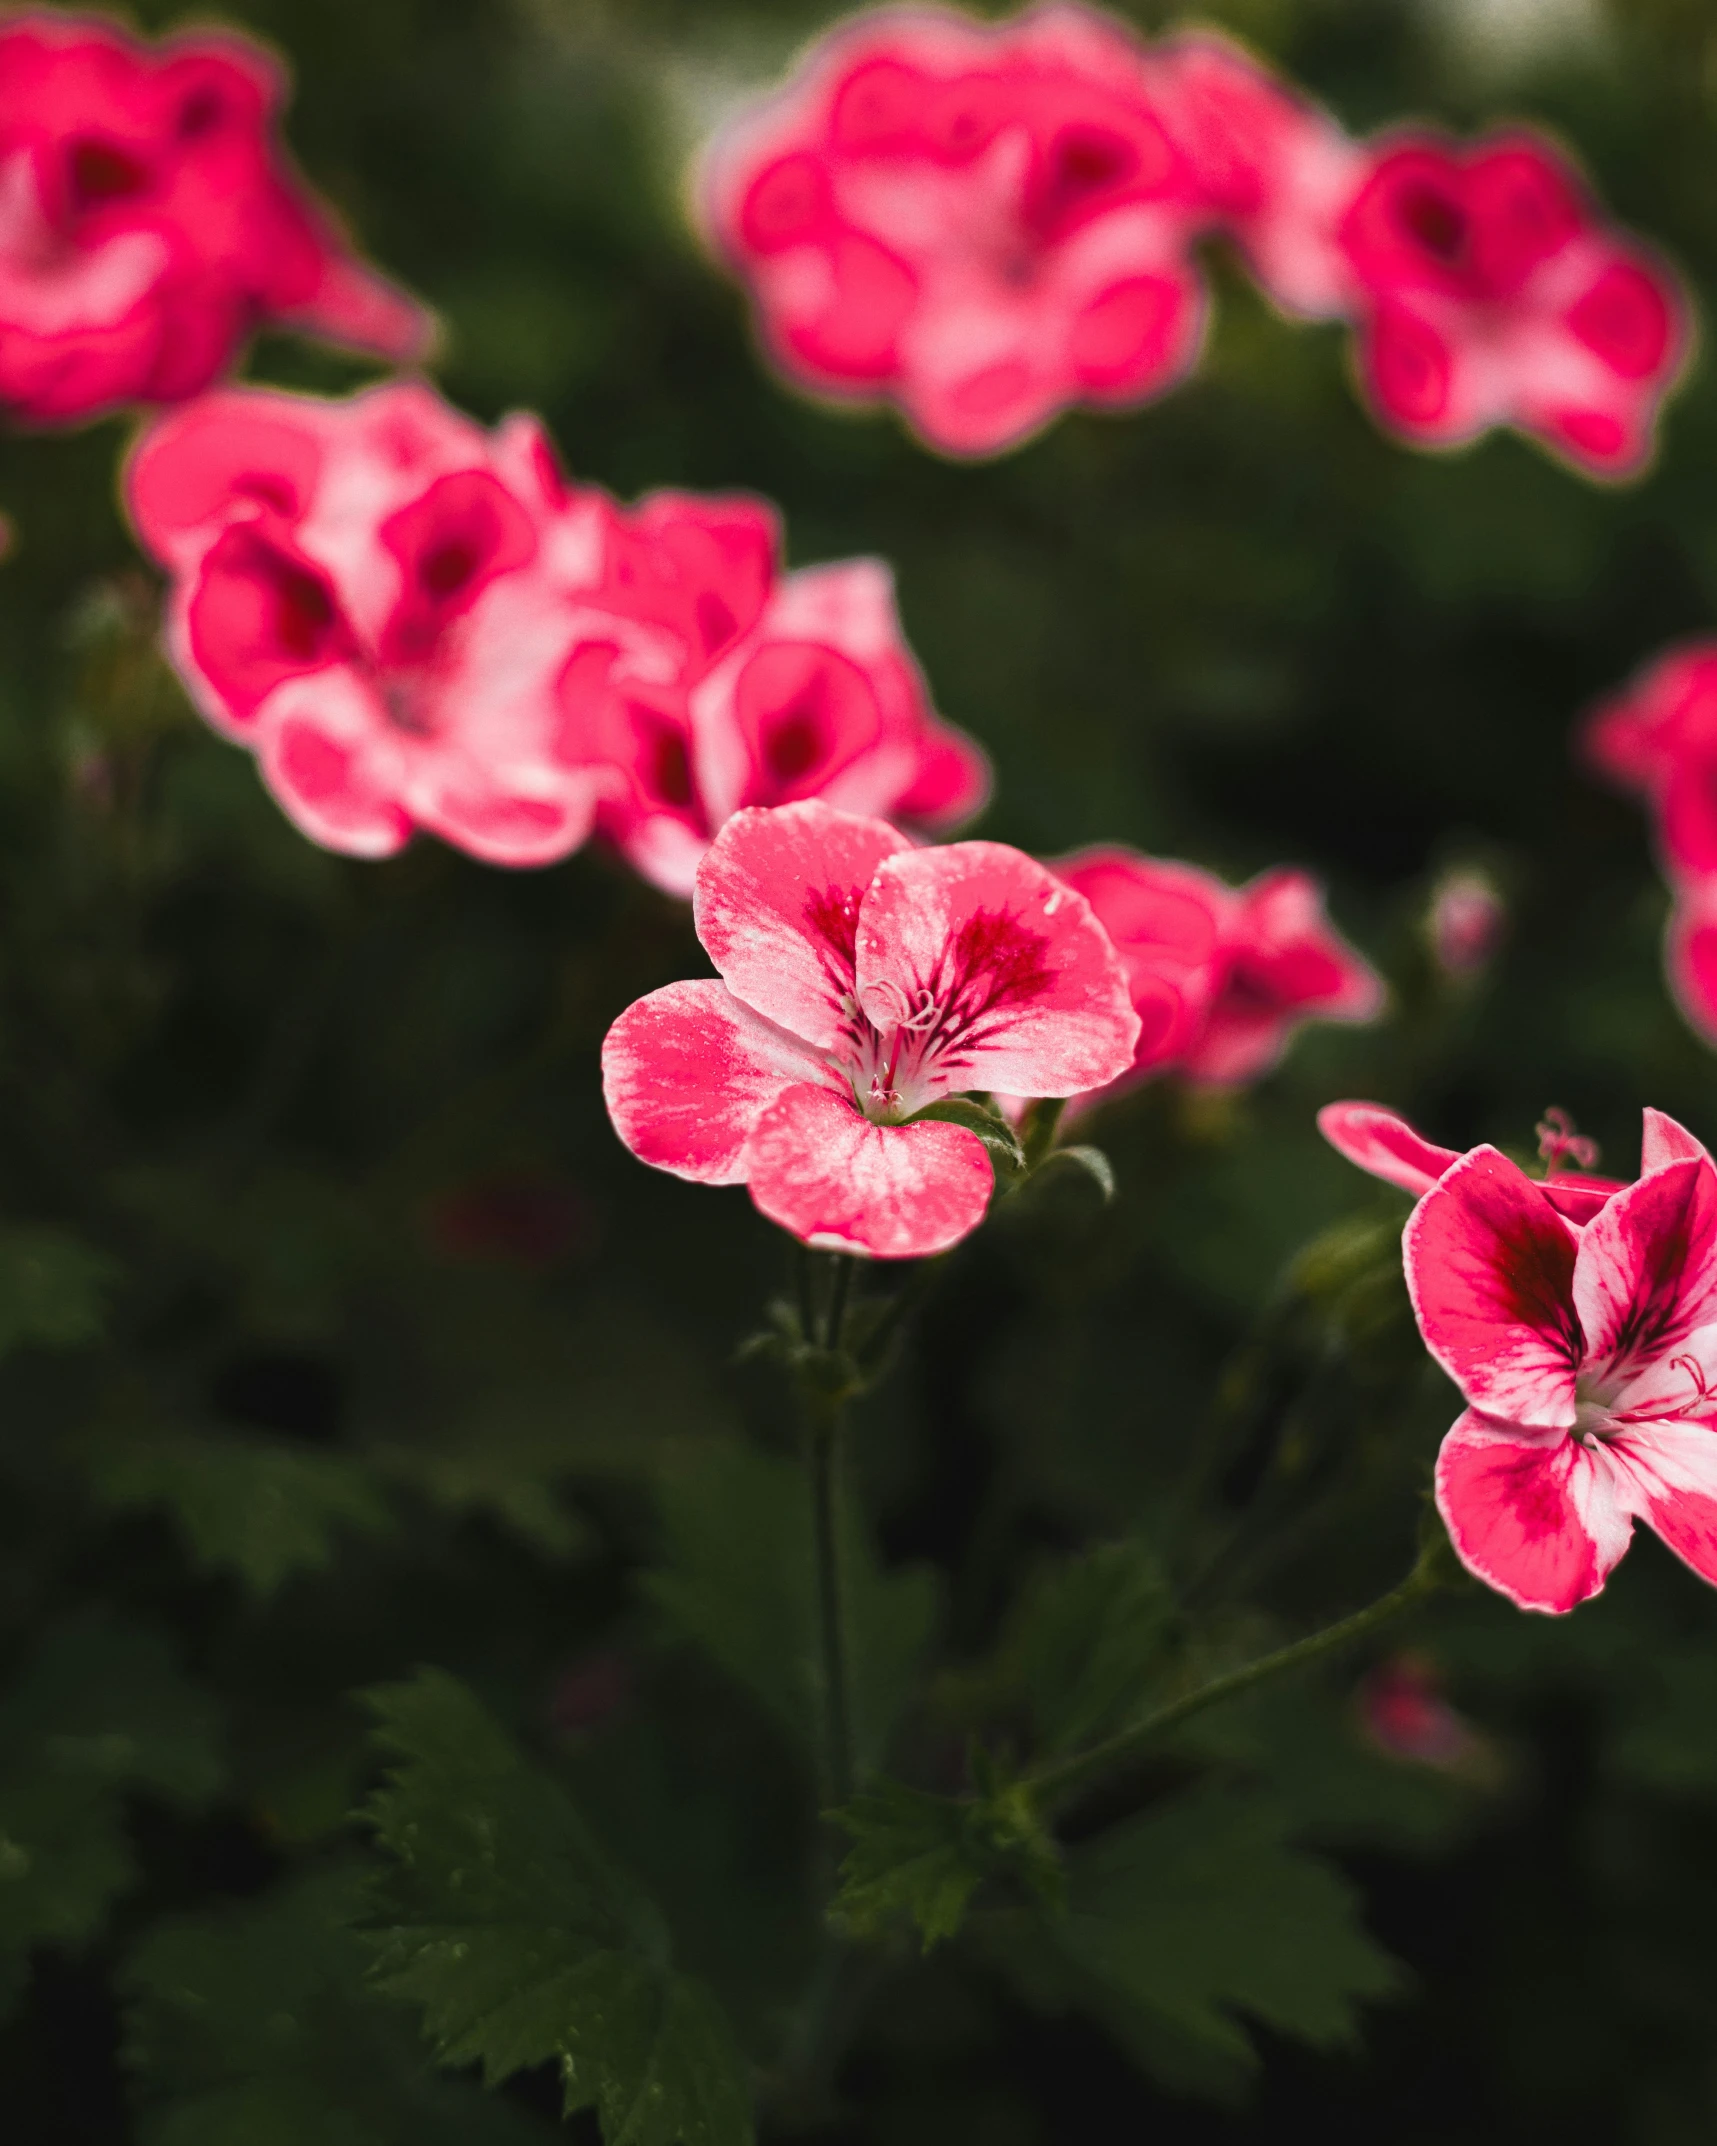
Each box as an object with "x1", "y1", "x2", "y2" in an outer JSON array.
[
  {"x1": 806, "y1": 1254, "x2": 859, "y2": 1802},
  {"x1": 1021, "y1": 1095, "x2": 1068, "y2": 1171},
  {"x1": 1028, "y1": 1537, "x2": 1447, "y2": 1816}
]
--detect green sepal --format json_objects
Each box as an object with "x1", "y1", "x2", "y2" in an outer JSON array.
[{"x1": 909, "y1": 1097, "x2": 1027, "y2": 1180}]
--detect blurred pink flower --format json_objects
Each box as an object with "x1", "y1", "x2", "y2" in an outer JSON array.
[
  {"x1": 127, "y1": 380, "x2": 618, "y2": 863},
  {"x1": 0, "y1": 12, "x2": 430, "y2": 428},
  {"x1": 1356, "y1": 1652, "x2": 1489, "y2": 1774},
  {"x1": 558, "y1": 493, "x2": 989, "y2": 895},
  {"x1": 1151, "y1": 27, "x2": 1360, "y2": 320},
  {"x1": 1318, "y1": 1097, "x2": 1626, "y2": 1223},
  {"x1": 1405, "y1": 1109, "x2": 1717, "y2": 1612},
  {"x1": 602, "y1": 800, "x2": 1139, "y2": 1257},
  {"x1": 1427, "y1": 865, "x2": 1506, "y2": 979},
  {"x1": 1335, "y1": 128, "x2": 1690, "y2": 478},
  {"x1": 1049, "y1": 846, "x2": 1383, "y2": 1100},
  {"x1": 698, "y1": 3, "x2": 1210, "y2": 456}
]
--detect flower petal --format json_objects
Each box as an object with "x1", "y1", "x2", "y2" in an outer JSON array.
[
  {"x1": 601, "y1": 980, "x2": 823, "y2": 1186},
  {"x1": 1610, "y1": 1419, "x2": 1717, "y2": 1593},
  {"x1": 854, "y1": 841, "x2": 1140, "y2": 1098},
  {"x1": 1641, "y1": 1105, "x2": 1713, "y2": 1174},
  {"x1": 1572, "y1": 1156, "x2": 1717, "y2": 1380},
  {"x1": 692, "y1": 800, "x2": 910, "y2": 1049},
  {"x1": 743, "y1": 1081, "x2": 993, "y2": 1258},
  {"x1": 1317, "y1": 1100, "x2": 1460, "y2": 1198},
  {"x1": 1404, "y1": 1145, "x2": 1581, "y2": 1428},
  {"x1": 1435, "y1": 1409, "x2": 1631, "y2": 1613}
]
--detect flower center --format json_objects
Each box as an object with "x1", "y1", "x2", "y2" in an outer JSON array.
[
  {"x1": 1574, "y1": 1354, "x2": 1716, "y2": 1444},
  {"x1": 839, "y1": 984, "x2": 944, "y2": 1124}
]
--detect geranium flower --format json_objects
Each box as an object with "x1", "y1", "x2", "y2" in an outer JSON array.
[
  {"x1": 1318, "y1": 1098, "x2": 1627, "y2": 1222},
  {"x1": 1402, "y1": 1107, "x2": 1717, "y2": 1611},
  {"x1": 0, "y1": 13, "x2": 430, "y2": 427},
  {"x1": 1356, "y1": 1653, "x2": 1496, "y2": 1779},
  {"x1": 558, "y1": 496, "x2": 989, "y2": 894},
  {"x1": 1583, "y1": 640, "x2": 1717, "y2": 884},
  {"x1": 601, "y1": 801, "x2": 1140, "y2": 1257},
  {"x1": 1334, "y1": 127, "x2": 1691, "y2": 478},
  {"x1": 1151, "y1": 27, "x2": 1360, "y2": 320},
  {"x1": 127, "y1": 380, "x2": 625, "y2": 864},
  {"x1": 1049, "y1": 845, "x2": 1383, "y2": 1098},
  {"x1": 1426, "y1": 864, "x2": 1506, "y2": 980},
  {"x1": 697, "y1": 3, "x2": 1209, "y2": 456}
]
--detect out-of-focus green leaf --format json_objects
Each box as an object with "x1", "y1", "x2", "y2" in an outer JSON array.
[
  {"x1": 362, "y1": 1669, "x2": 754, "y2": 2146},
  {"x1": 998, "y1": 1788, "x2": 1400, "y2": 2100},
  {"x1": 373, "y1": 1446, "x2": 593, "y2": 1562},
  {"x1": 82, "y1": 1428, "x2": 393, "y2": 1597},
  {"x1": 829, "y1": 1772, "x2": 1060, "y2": 1951},
  {"x1": 0, "y1": 1618, "x2": 223, "y2": 2017},
  {"x1": 0, "y1": 1225, "x2": 114, "y2": 1356},
  {"x1": 122, "y1": 1864, "x2": 549, "y2": 2146},
  {"x1": 1012, "y1": 1540, "x2": 1179, "y2": 1757},
  {"x1": 642, "y1": 1441, "x2": 937, "y2": 1782}
]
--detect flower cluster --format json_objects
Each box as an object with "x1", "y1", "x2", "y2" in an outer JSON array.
[
  {"x1": 127, "y1": 379, "x2": 988, "y2": 877},
  {"x1": 0, "y1": 12, "x2": 429, "y2": 426},
  {"x1": 698, "y1": 3, "x2": 1689, "y2": 474},
  {"x1": 1583, "y1": 644, "x2": 1717, "y2": 1043},
  {"x1": 1324, "y1": 1099, "x2": 1717, "y2": 1612}
]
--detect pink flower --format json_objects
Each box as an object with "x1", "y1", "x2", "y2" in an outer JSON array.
[
  {"x1": 698, "y1": 3, "x2": 1209, "y2": 456},
  {"x1": 0, "y1": 13, "x2": 430, "y2": 428},
  {"x1": 1426, "y1": 865, "x2": 1506, "y2": 980},
  {"x1": 601, "y1": 800, "x2": 1140, "y2": 1257},
  {"x1": 1401, "y1": 1106, "x2": 1717, "y2": 1612},
  {"x1": 1584, "y1": 641, "x2": 1717, "y2": 885},
  {"x1": 1048, "y1": 846, "x2": 1383, "y2": 1098},
  {"x1": 1151, "y1": 28, "x2": 1361, "y2": 320},
  {"x1": 558, "y1": 493, "x2": 989, "y2": 895},
  {"x1": 1356, "y1": 1652, "x2": 1492, "y2": 1776},
  {"x1": 1318, "y1": 1098, "x2": 1626, "y2": 1223},
  {"x1": 127, "y1": 380, "x2": 618, "y2": 864},
  {"x1": 1335, "y1": 127, "x2": 1691, "y2": 479}
]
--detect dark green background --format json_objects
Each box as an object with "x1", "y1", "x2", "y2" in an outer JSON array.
[{"x1": 7, "y1": 1, "x2": 1717, "y2": 2139}]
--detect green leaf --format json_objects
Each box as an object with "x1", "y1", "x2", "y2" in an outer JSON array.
[
  {"x1": 0, "y1": 1225, "x2": 114, "y2": 1356},
  {"x1": 374, "y1": 1446, "x2": 593, "y2": 1563},
  {"x1": 362, "y1": 1669, "x2": 754, "y2": 2146},
  {"x1": 82, "y1": 1427, "x2": 393, "y2": 1597},
  {"x1": 642, "y1": 1441, "x2": 937, "y2": 1782},
  {"x1": 123, "y1": 1865, "x2": 548, "y2": 2146},
  {"x1": 1013, "y1": 1541, "x2": 1179, "y2": 1758},
  {"x1": 1000, "y1": 1788, "x2": 1400, "y2": 2098},
  {"x1": 829, "y1": 1774, "x2": 1061, "y2": 1951},
  {"x1": 909, "y1": 1097, "x2": 1026, "y2": 1177},
  {"x1": 0, "y1": 1618, "x2": 224, "y2": 2015},
  {"x1": 1031, "y1": 1144, "x2": 1115, "y2": 1203}
]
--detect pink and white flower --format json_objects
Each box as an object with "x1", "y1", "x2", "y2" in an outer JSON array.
[
  {"x1": 126, "y1": 380, "x2": 620, "y2": 864},
  {"x1": 1356, "y1": 1652, "x2": 1492, "y2": 1776},
  {"x1": 0, "y1": 12, "x2": 430, "y2": 427},
  {"x1": 1402, "y1": 1107, "x2": 1717, "y2": 1612},
  {"x1": 1334, "y1": 127, "x2": 1691, "y2": 479},
  {"x1": 1318, "y1": 1098, "x2": 1626, "y2": 1223},
  {"x1": 558, "y1": 493, "x2": 989, "y2": 895},
  {"x1": 697, "y1": 3, "x2": 1209, "y2": 457},
  {"x1": 601, "y1": 800, "x2": 1139, "y2": 1257},
  {"x1": 1151, "y1": 27, "x2": 1360, "y2": 320},
  {"x1": 1049, "y1": 845, "x2": 1383, "y2": 1100},
  {"x1": 1426, "y1": 864, "x2": 1506, "y2": 980}
]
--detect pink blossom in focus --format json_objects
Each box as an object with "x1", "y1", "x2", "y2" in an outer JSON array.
[
  {"x1": 1050, "y1": 845, "x2": 1384, "y2": 1100},
  {"x1": 1427, "y1": 864, "x2": 1505, "y2": 979},
  {"x1": 558, "y1": 491, "x2": 990, "y2": 895},
  {"x1": 698, "y1": 4, "x2": 1210, "y2": 456},
  {"x1": 601, "y1": 800, "x2": 1139, "y2": 1257},
  {"x1": 1335, "y1": 127, "x2": 1691, "y2": 479},
  {"x1": 1401, "y1": 1108, "x2": 1717, "y2": 1612},
  {"x1": 1151, "y1": 28, "x2": 1361, "y2": 320},
  {"x1": 1318, "y1": 1097, "x2": 1629, "y2": 1223},
  {"x1": 0, "y1": 12, "x2": 431, "y2": 428},
  {"x1": 126, "y1": 380, "x2": 620, "y2": 864}
]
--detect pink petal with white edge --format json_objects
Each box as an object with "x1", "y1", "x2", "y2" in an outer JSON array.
[
  {"x1": 602, "y1": 980, "x2": 826, "y2": 1186},
  {"x1": 1404, "y1": 1146, "x2": 1580, "y2": 1428},
  {"x1": 693, "y1": 800, "x2": 910, "y2": 1049},
  {"x1": 1435, "y1": 1409, "x2": 1632, "y2": 1613},
  {"x1": 743, "y1": 1082, "x2": 994, "y2": 1259},
  {"x1": 854, "y1": 842, "x2": 1140, "y2": 1099},
  {"x1": 1572, "y1": 1156, "x2": 1717, "y2": 1378},
  {"x1": 1641, "y1": 1105, "x2": 1713, "y2": 1174},
  {"x1": 1317, "y1": 1100, "x2": 1461, "y2": 1197},
  {"x1": 1612, "y1": 1419, "x2": 1717, "y2": 1592},
  {"x1": 254, "y1": 676, "x2": 412, "y2": 859}
]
